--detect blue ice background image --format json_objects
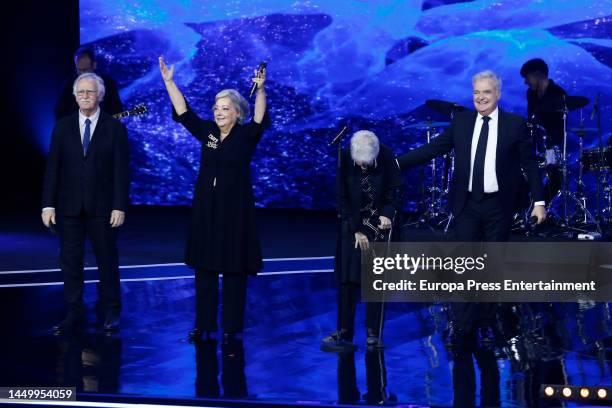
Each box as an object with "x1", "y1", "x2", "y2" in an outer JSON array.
[{"x1": 78, "y1": 0, "x2": 612, "y2": 209}]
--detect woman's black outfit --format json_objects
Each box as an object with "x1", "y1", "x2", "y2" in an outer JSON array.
[{"x1": 173, "y1": 106, "x2": 268, "y2": 333}]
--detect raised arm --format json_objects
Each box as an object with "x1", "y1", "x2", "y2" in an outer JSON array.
[
  {"x1": 159, "y1": 56, "x2": 187, "y2": 116},
  {"x1": 253, "y1": 67, "x2": 267, "y2": 124}
]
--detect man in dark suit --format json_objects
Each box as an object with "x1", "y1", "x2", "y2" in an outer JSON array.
[
  {"x1": 42, "y1": 72, "x2": 130, "y2": 335},
  {"x1": 399, "y1": 70, "x2": 546, "y2": 240},
  {"x1": 54, "y1": 47, "x2": 123, "y2": 120},
  {"x1": 398, "y1": 70, "x2": 546, "y2": 407}
]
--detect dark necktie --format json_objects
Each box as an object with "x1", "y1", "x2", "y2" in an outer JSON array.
[
  {"x1": 472, "y1": 116, "x2": 491, "y2": 201},
  {"x1": 83, "y1": 118, "x2": 91, "y2": 155}
]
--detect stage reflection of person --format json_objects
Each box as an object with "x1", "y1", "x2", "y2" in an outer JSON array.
[
  {"x1": 336, "y1": 348, "x2": 391, "y2": 405},
  {"x1": 57, "y1": 334, "x2": 122, "y2": 393},
  {"x1": 520, "y1": 58, "x2": 567, "y2": 202},
  {"x1": 195, "y1": 338, "x2": 247, "y2": 399},
  {"x1": 451, "y1": 331, "x2": 500, "y2": 408},
  {"x1": 321, "y1": 131, "x2": 403, "y2": 352},
  {"x1": 159, "y1": 57, "x2": 268, "y2": 343}
]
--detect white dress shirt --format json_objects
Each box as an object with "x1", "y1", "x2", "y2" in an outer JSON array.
[
  {"x1": 467, "y1": 107, "x2": 545, "y2": 206},
  {"x1": 468, "y1": 108, "x2": 499, "y2": 193}
]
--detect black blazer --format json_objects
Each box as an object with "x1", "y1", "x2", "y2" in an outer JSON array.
[
  {"x1": 42, "y1": 112, "x2": 130, "y2": 216},
  {"x1": 336, "y1": 144, "x2": 403, "y2": 284},
  {"x1": 398, "y1": 110, "x2": 544, "y2": 217},
  {"x1": 340, "y1": 144, "x2": 403, "y2": 234}
]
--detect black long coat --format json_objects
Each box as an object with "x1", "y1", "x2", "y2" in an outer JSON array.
[
  {"x1": 173, "y1": 108, "x2": 268, "y2": 275},
  {"x1": 335, "y1": 145, "x2": 403, "y2": 284}
]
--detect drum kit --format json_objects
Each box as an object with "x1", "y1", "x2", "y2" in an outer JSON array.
[{"x1": 408, "y1": 96, "x2": 611, "y2": 237}]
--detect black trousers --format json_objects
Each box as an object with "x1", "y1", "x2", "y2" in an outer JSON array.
[
  {"x1": 195, "y1": 272, "x2": 247, "y2": 333},
  {"x1": 337, "y1": 282, "x2": 382, "y2": 339},
  {"x1": 451, "y1": 193, "x2": 509, "y2": 331},
  {"x1": 57, "y1": 212, "x2": 121, "y2": 318}
]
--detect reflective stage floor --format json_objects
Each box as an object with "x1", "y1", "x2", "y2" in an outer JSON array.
[{"x1": 1, "y1": 208, "x2": 611, "y2": 407}]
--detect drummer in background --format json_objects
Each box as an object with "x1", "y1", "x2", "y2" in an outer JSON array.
[{"x1": 520, "y1": 58, "x2": 567, "y2": 201}]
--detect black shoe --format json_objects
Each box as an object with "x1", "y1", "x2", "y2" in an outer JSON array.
[
  {"x1": 321, "y1": 330, "x2": 357, "y2": 352},
  {"x1": 103, "y1": 315, "x2": 120, "y2": 334},
  {"x1": 52, "y1": 315, "x2": 84, "y2": 336}
]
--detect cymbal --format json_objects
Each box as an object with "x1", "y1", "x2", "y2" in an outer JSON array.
[
  {"x1": 537, "y1": 95, "x2": 590, "y2": 112},
  {"x1": 426, "y1": 99, "x2": 468, "y2": 116},
  {"x1": 569, "y1": 127, "x2": 599, "y2": 135},
  {"x1": 406, "y1": 121, "x2": 450, "y2": 129}
]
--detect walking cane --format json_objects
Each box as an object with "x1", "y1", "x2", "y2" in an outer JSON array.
[{"x1": 373, "y1": 210, "x2": 396, "y2": 350}]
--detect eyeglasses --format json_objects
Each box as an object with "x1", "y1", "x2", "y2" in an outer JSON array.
[{"x1": 76, "y1": 89, "x2": 98, "y2": 96}]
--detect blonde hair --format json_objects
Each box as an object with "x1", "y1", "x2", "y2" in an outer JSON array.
[{"x1": 214, "y1": 89, "x2": 250, "y2": 124}]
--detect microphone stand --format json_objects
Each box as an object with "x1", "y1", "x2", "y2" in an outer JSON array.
[
  {"x1": 594, "y1": 93, "x2": 603, "y2": 221},
  {"x1": 331, "y1": 125, "x2": 349, "y2": 329},
  {"x1": 331, "y1": 125, "x2": 349, "y2": 228}
]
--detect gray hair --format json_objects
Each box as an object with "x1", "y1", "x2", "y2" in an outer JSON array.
[
  {"x1": 72, "y1": 72, "x2": 106, "y2": 101},
  {"x1": 350, "y1": 130, "x2": 380, "y2": 165},
  {"x1": 472, "y1": 70, "x2": 502, "y2": 91},
  {"x1": 214, "y1": 89, "x2": 250, "y2": 124}
]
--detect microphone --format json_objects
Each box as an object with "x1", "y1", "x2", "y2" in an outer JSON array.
[
  {"x1": 329, "y1": 125, "x2": 349, "y2": 146},
  {"x1": 249, "y1": 62, "x2": 267, "y2": 98},
  {"x1": 530, "y1": 215, "x2": 539, "y2": 225},
  {"x1": 49, "y1": 221, "x2": 57, "y2": 235}
]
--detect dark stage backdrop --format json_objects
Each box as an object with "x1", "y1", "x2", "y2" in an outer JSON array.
[
  {"x1": 31, "y1": 1, "x2": 612, "y2": 210},
  {"x1": 3, "y1": 0, "x2": 79, "y2": 211}
]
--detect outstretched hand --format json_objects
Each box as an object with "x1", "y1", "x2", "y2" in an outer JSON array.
[{"x1": 158, "y1": 56, "x2": 174, "y2": 82}]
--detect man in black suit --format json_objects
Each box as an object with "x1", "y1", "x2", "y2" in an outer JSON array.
[
  {"x1": 398, "y1": 70, "x2": 546, "y2": 407},
  {"x1": 42, "y1": 72, "x2": 130, "y2": 335},
  {"x1": 54, "y1": 47, "x2": 123, "y2": 120},
  {"x1": 399, "y1": 70, "x2": 546, "y2": 240}
]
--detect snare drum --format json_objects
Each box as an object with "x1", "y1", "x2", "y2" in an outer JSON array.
[{"x1": 581, "y1": 147, "x2": 612, "y2": 171}]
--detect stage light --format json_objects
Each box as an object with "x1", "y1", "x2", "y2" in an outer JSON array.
[{"x1": 542, "y1": 385, "x2": 611, "y2": 402}]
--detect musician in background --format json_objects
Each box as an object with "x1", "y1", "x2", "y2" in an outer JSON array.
[
  {"x1": 55, "y1": 47, "x2": 123, "y2": 120},
  {"x1": 520, "y1": 58, "x2": 567, "y2": 201}
]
